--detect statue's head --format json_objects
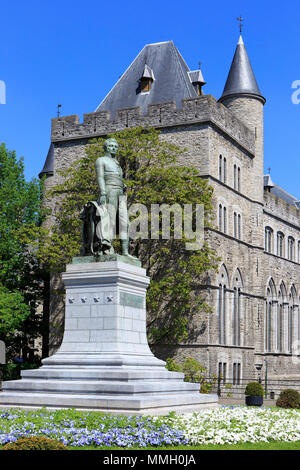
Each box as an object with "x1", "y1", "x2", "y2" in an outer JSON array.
[{"x1": 104, "y1": 138, "x2": 118, "y2": 155}]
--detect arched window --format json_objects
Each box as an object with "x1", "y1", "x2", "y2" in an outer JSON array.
[
  {"x1": 233, "y1": 212, "x2": 237, "y2": 238},
  {"x1": 219, "y1": 155, "x2": 223, "y2": 181},
  {"x1": 233, "y1": 165, "x2": 241, "y2": 191},
  {"x1": 288, "y1": 286, "x2": 297, "y2": 353},
  {"x1": 233, "y1": 165, "x2": 237, "y2": 190},
  {"x1": 219, "y1": 155, "x2": 227, "y2": 184},
  {"x1": 288, "y1": 236, "x2": 295, "y2": 261},
  {"x1": 232, "y1": 270, "x2": 243, "y2": 346},
  {"x1": 218, "y1": 204, "x2": 222, "y2": 231},
  {"x1": 265, "y1": 279, "x2": 276, "y2": 352},
  {"x1": 218, "y1": 202, "x2": 227, "y2": 234},
  {"x1": 277, "y1": 232, "x2": 285, "y2": 258},
  {"x1": 233, "y1": 212, "x2": 242, "y2": 239},
  {"x1": 298, "y1": 241, "x2": 300, "y2": 263},
  {"x1": 223, "y1": 206, "x2": 227, "y2": 233},
  {"x1": 218, "y1": 265, "x2": 229, "y2": 345},
  {"x1": 265, "y1": 227, "x2": 273, "y2": 253},
  {"x1": 277, "y1": 282, "x2": 287, "y2": 352}
]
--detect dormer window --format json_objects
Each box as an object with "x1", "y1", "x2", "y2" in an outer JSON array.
[
  {"x1": 140, "y1": 64, "x2": 154, "y2": 93},
  {"x1": 141, "y1": 77, "x2": 152, "y2": 92},
  {"x1": 195, "y1": 83, "x2": 202, "y2": 96},
  {"x1": 188, "y1": 69, "x2": 206, "y2": 96}
]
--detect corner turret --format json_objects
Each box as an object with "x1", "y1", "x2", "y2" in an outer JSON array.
[
  {"x1": 219, "y1": 35, "x2": 265, "y2": 105},
  {"x1": 219, "y1": 35, "x2": 265, "y2": 203}
]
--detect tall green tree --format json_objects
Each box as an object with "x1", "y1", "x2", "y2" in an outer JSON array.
[
  {"x1": 39, "y1": 127, "x2": 219, "y2": 344},
  {"x1": 0, "y1": 143, "x2": 45, "y2": 361}
]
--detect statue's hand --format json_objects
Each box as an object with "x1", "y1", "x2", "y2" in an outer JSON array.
[{"x1": 99, "y1": 195, "x2": 107, "y2": 205}]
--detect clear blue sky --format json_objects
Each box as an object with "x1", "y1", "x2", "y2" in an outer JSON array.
[{"x1": 0, "y1": 0, "x2": 299, "y2": 199}]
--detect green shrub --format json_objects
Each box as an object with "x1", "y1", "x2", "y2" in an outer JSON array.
[
  {"x1": 200, "y1": 383, "x2": 212, "y2": 394},
  {"x1": 245, "y1": 382, "x2": 264, "y2": 397},
  {"x1": 166, "y1": 357, "x2": 217, "y2": 392},
  {"x1": 2, "y1": 436, "x2": 68, "y2": 450},
  {"x1": 276, "y1": 389, "x2": 300, "y2": 409}
]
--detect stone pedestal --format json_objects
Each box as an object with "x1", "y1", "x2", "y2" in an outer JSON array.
[{"x1": 0, "y1": 258, "x2": 218, "y2": 414}]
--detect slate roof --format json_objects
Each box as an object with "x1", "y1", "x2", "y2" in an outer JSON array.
[
  {"x1": 40, "y1": 40, "x2": 206, "y2": 177},
  {"x1": 95, "y1": 40, "x2": 201, "y2": 116},
  {"x1": 39, "y1": 143, "x2": 54, "y2": 177},
  {"x1": 219, "y1": 35, "x2": 265, "y2": 103},
  {"x1": 270, "y1": 184, "x2": 300, "y2": 207},
  {"x1": 264, "y1": 175, "x2": 300, "y2": 208}
]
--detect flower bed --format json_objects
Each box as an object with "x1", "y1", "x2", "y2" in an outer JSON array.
[
  {"x1": 0, "y1": 406, "x2": 300, "y2": 448},
  {"x1": 0, "y1": 409, "x2": 188, "y2": 448},
  {"x1": 165, "y1": 406, "x2": 300, "y2": 445}
]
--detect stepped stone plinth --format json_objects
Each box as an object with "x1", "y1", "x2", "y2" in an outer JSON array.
[{"x1": 0, "y1": 257, "x2": 218, "y2": 414}]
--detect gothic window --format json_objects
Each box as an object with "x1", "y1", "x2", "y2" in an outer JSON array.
[
  {"x1": 218, "y1": 362, "x2": 227, "y2": 384},
  {"x1": 265, "y1": 279, "x2": 276, "y2": 352},
  {"x1": 277, "y1": 283, "x2": 286, "y2": 352},
  {"x1": 233, "y1": 212, "x2": 237, "y2": 237},
  {"x1": 277, "y1": 232, "x2": 285, "y2": 258},
  {"x1": 219, "y1": 155, "x2": 223, "y2": 181},
  {"x1": 223, "y1": 206, "x2": 227, "y2": 233},
  {"x1": 218, "y1": 204, "x2": 222, "y2": 231},
  {"x1": 265, "y1": 227, "x2": 273, "y2": 253},
  {"x1": 232, "y1": 270, "x2": 243, "y2": 346},
  {"x1": 288, "y1": 286, "x2": 297, "y2": 353},
  {"x1": 218, "y1": 202, "x2": 227, "y2": 234},
  {"x1": 223, "y1": 158, "x2": 227, "y2": 184},
  {"x1": 288, "y1": 236, "x2": 295, "y2": 261},
  {"x1": 233, "y1": 362, "x2": 241, "y2": 385},
  {"x1": 218, "y1": 265, "x2": 229, "y2": 345},
  {"x1": 233, "y1": 164, "x2": 241, "y2": 191},
  {"x1": 298, "y1": 241, "x2": 300, "y2": 263},
  {"x1": 233, "y1": 165, "x2": 237, "y2": 190},
  {"x1": 288, "y1": 304, "x2": 293, "y2": 353},
  {"x1": 219, "y1": 155, "x2": 227, "y2": 184}
]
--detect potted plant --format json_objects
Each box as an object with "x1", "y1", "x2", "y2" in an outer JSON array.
[{"x1": 245, "y1": 382, "x2": 264, "y2": 406}]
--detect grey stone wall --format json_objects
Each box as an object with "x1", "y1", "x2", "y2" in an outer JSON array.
[{"x1": 42, "y1": 93, "x2": 300, "y2": 393}]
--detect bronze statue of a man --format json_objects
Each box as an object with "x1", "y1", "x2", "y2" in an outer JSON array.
[{"x1": 95, "y1": 138, "x2": 131, "y2": 257}]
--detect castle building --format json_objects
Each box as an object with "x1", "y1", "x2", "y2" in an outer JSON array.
[{"x1": 40, "y1": 37, "x2": 300, "y2": 390}]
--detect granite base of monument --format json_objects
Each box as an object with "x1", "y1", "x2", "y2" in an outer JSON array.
[{"x1": 0, "y1": 258, "x2": 218, "y2": 414}]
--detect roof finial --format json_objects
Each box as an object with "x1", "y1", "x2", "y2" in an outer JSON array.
[
  {"x1": 198, "y1": 61, "x2": 202, "y2": 70},
  {"x1": 237, "y1": 15, "x2": 244, "y2": 34}
]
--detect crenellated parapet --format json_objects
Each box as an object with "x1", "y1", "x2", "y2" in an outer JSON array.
[
  {"x1": 51, "y1": 95, "x2": 255, "y2": 155},
  {"x1": 264, "y1": 190, "x2": 300, "y2": 227}
]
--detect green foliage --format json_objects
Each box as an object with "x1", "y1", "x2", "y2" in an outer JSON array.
[
  {"x1": 276, "y1": 389, "x2": 300, "y2": 409},
  {"x1": 245, "y1": 382, "x2": 264, "y2": 397},
  {"x1": 38, "y1": 127, "x2": 219, "y2": 343},
  {"x1": 166, "y1": 356, "x2": 217, "y2": 392},
  {"x1": 0, "y1": 143, "x2": 45, "y2": 360},
  {"x1": 0, "y1": 285, "x2": 30, "y2": 335},
  {"x1": 2, "y1": 436, "x2": 68, "y2": 450}
]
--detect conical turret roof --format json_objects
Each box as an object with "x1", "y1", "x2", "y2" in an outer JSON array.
[{"x1": 219, "y1": 35, "x2": 265, "y2": 103}]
